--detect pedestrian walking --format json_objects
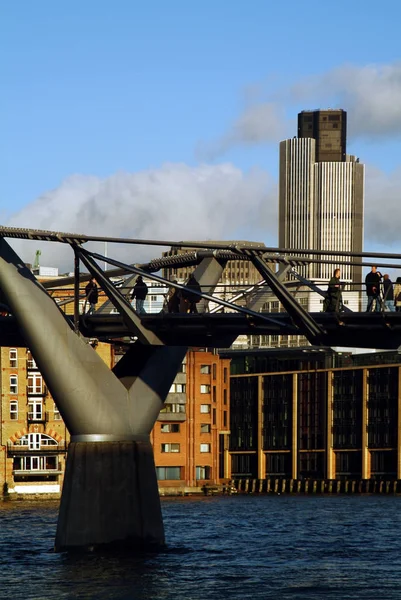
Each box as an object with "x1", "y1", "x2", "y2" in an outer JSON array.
[
  {"x1": 365, "y1": 266, "x2": 382, "y2": 312},
  {"x1": 394, "y1": 277, "x2": 401, "y2": 312},
  {"x1": 131, "y1": 276, "x2": 148, "y2": 314},
  {"x1": 382, "y1": 274, "x2": 395, "y2": 312},
  {"x1": 180, "y1": 274, "x2": 201, "y2": 313},
  {"x1": 324, "y1": 268, "x2": 343, "y2": 312},
  {"x1": 85, "y1": 277, "x2": 98, "y2": 314},
  {"x1": 166, "y1": 280, "x2": 180, "y2": 313}
]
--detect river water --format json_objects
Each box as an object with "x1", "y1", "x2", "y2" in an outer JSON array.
[{"x1": 1, "y1": 495, "x2": 401, "y2": 599}]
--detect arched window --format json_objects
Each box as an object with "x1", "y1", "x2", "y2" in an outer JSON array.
[
  {"x1": 10, "y1": 375, "x2": 18, "y2": 394},
  {"x1": 19, "y1": 433, "x2": 58, "y2": 450}
]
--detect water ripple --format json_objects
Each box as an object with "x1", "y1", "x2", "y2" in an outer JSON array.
[{"x1": 1, "y1": 496, "x2": 401, "y2": 599}]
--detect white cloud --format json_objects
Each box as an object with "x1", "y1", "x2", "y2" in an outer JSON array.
[
  {"x1": 5, "y1": 163, "x2": 278, "y2": 272},
  {"x1": 197, "y1": 102, "x2": 287, "y2": 160},
  {"x1": 202, "y1": 61, "x2": 401, "y2": 157},
  {"x1": 364, "y1": 165, "x2": 401, "y2": 248},
  {"x1": 291, "y1": 62, "x2": 401, "y2": 139}
]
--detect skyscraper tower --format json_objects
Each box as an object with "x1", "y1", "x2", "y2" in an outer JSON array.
[{"x1": 279, "y1": 109, "x2": 364, "y2": 285}]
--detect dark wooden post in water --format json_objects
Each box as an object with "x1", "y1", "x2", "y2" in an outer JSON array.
[{"x1": 0, "y1": 238, "x2": 225, "y2": 551}]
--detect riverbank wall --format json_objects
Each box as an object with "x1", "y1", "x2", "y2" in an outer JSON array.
[{"x1": 233, "y1": 478, "x2": 401, "y2": 494}]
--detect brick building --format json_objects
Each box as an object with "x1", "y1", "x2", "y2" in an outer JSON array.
[
  {"x1": 0, "y1": 343, "x2": 113, "y2": 497},
  {"x1": 151, "y1": 350, "x2": 231, "y2": 491},
  {"x1": 1, "y1": 344, "x2": 230, "y2": 497}
]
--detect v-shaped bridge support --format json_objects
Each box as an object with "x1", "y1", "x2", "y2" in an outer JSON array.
[{"x1": 0, "y1": 238, "x2": 226, "y2": 551}]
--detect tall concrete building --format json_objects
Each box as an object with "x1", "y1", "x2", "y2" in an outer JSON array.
[{"x1": 279, "y1": 109, "x2": 364, "y2": 285}]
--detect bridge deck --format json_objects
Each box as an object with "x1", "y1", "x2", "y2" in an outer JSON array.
[{"x1": 1, "y1": 312, "x2": 401, "y2": 349}]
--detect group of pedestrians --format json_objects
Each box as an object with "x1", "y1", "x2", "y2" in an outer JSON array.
[
  {"x1": 82, "y1": 272, "x2": 202, "y2": 316},
  {"x1": 166, "y1": 274, "x2": 201, "y2": 313},
  {"x1": 323, "y1": 266, "x2": 401, "y2": 313},
  {"x1": 364, "y1": 266, "x2": 401, "y2": 312}
]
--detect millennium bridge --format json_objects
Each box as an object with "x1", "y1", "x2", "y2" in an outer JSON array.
[{"x1": 1, "y1": 226, "x2": 401, "y2": 552}]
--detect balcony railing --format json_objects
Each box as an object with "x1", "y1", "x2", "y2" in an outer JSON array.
[
  {"x1": 27, "y1": 413, "x2": 47, "y2": 424},
  {"x1": 12, "y1": 469, "x2": 63, "y2": 476},
  {"x1": 7, "y1": 441, "x2": 68, "y2": 455},
  {"x1": 158, "y1": 412, "x2": 186, "y2": 422}
]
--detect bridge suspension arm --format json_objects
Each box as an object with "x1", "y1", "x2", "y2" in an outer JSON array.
[
  {"x1": 246, "y1": 251, "x2": 327, "y2": 345},
  {"x1": 83, "y1": 248, "x2": 293, "y2": 328}
]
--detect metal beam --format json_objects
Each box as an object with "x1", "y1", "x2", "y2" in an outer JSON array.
[
  {"x1": 82, "y1": 249, "x2": 291, "y2": 328},
  {"x1": 247, "y1": 251, "x2": 327, "y2": 345},
  {"x1": 290, "y1": 266, "x2": 353, "y2": 313},
  {"x1": 76, "y1": 245, "x2": 164, "y2": 346}
]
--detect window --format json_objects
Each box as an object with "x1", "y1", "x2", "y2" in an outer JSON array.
[
  {"x1": 160, "y1": 403, "x2": 185, "y2": 414},
  {"x1": 161, "y1": 423, "x2": 180, "y2": 433},
  {"x1": 200, "y1": 365, "x2": 211, "y2": 374},
  {"x1": 200, "y1": 385, "x2": 211, "y2": 394},
  {"x1": 212, "y1": 386, "x2": 217, "y2": 403},
  {"x1": 40, "y1": 434, "x2": 57, "y2": 446},
  {"x1": 223, "y1": 389, "x2": 227, "y2": 405},
  {"x1": 9, "y1": 349, "x2": 18, "y2": 368},
  {"x1": 200, "y1": 443, "x2": 211, "y2": 453},
  {"x1": 10, "y1": 400, "x2": 18, "y2": 420},
  {"x1": 161, "y1": 443, "x2": 180, "y2": 453},
  {"x1": 28, "y1": 399, "x2": 43, "y2": 421},
  {"x1": 213, "y1": 408, "x2": 216, "y2": 425},
  {"x1": 200, "y1": 404, "x2": 211, "y2": 414},
  {"x1": 201, "y1": 423, "x2": 211, "y2": 433},
  {"x1": 169, "y1": 383, "x2": 186, "y2": 393},
  {"x1": 223, "y1": 411, "x2": 227, "y2": 428},
  {"x1": 10, "y1": 375, "x2": 18, "y2": 394},
  {"x1": 212, "y1": 364, "x2": 216, "y2": 380},
  {"x1": 28, "y1": 373, "x2": 43, "y2": 395},
  {"x1": 26, "y1": 351, "x2": 37, "y2": 369},
  {"x1": 196, "y1": 466, "x2": 211, "y2": 480},
  {"x1": 156, "y1": 466, "x2": 181, "y2": 480},
  {"x1": 26, "y1": 433, "x2": 40, "y2": 450},
  {"x1": 224, "y1": 368, "x2": 227, "y2": 384},
  {"x1": 54, "y1": 406, "x2": 61, "y2": 420},
  {"x1": 13, "y1": 455, "x2": 58, "y2": 473}
]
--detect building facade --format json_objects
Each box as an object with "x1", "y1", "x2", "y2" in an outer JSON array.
[
  {"x1": 0, "y1": 343, "x2": 114, "y2": 497},
  {"x1": 279, "y1": 109, "x2": 364, "y2": 287},
  {"x1": 151, "y1": 349, "x2": 231, "y2": 491},
  {"x1": 1, "y1": 345, "x2": 231, "y2": 497},
  {"x1": 162, "y1": 244, "x2": 262, "y2": 289},
  {"x1": 224, "y1": 348, "x2": 401, "y2": 482}
]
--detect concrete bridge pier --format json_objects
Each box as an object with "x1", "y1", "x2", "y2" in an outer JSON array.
[
  {"x1": 54, "y1": 342, "x2": 187, "y2": 552},
  {"x1": 56, "y1": 438, "x2": 164, "y2": 551}
]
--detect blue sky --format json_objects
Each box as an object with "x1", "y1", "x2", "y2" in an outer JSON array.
[{"x1": 1, "y1": 0, "x2": 401, "y2": 268}]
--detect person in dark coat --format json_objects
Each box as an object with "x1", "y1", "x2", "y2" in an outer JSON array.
[
  {"x1": 85, "y1": 277, "x2": 98, "y2": 314},
  {"x1": 180, "y1": 274, "x2": 201, "y2": 313},
  {"x1": 131, "y1": 276, "x2": 148, "y2": 314},
  {"x1": 365, "y1": 266, "x2": 382, "y2": 312},
  {"x1": 167, "y1": 280, "x2": 180, "y2": 313},
  {"x1": 382, "y1": 274, "x2": 395, "y2": 312},
  {"x1": 324, "y1": 268, "x2": 343, "y2": 312}
]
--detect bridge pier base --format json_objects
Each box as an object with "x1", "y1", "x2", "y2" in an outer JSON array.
[{"x1": 55, "y1": 440, "x2": 164, "y2": 552}]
